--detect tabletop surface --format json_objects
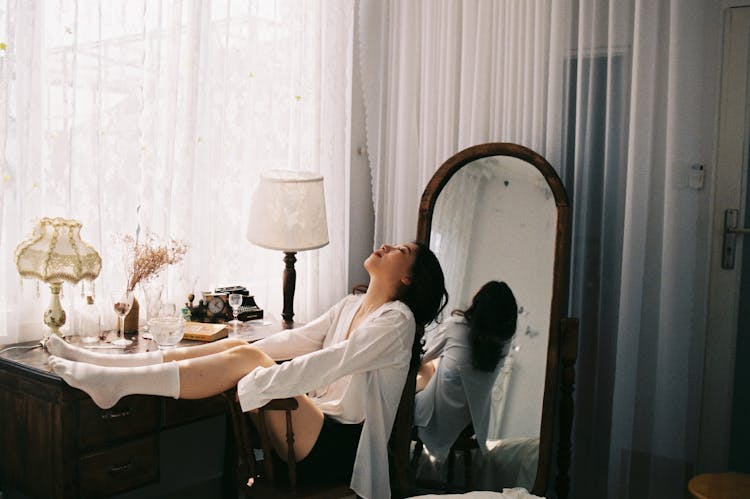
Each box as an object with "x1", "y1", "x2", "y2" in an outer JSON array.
[
  {"x1": 0, "y1": 319, "x2": 282, "y2": 378},
  {"x1": 688, "y1": 472, "x2": 750, "y2": 499}
]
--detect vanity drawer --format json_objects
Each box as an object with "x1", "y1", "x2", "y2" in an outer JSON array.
[
  {"x1": 163, "y1": 394, "x2": 226, "y2": 427},
  {"x1": 78, "y1": 436, "x2": 159, "y2": 498},
  {"x1": 78, "y1": 396, "x2": 160, "y2": 449}
]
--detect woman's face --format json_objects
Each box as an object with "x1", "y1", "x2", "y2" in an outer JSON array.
[{"x1": 365, "y1": 242, "x2": 419, "y2": 286}]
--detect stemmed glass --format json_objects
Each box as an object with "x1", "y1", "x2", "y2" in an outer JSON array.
[
  {"x1": 228, "y1": 294, "x2": 243, "y2": 326},
  {"x1": 111, "y1": 291, "x2": 134, "y2": 347}
]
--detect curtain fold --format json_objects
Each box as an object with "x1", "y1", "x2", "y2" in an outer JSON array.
[
  {"x1": 0, "y1": 0, "x2": 353, "y2": 343},
  {"x1": 359, "y1": 0, "x2": 717, "y2": 497},
  {"x1": 360, "y1": 0, "x2": 553, "y2": 246}
]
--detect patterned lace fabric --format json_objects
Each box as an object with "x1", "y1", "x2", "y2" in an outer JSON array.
[{"x1": 14, "y1": 218, "x2": 102, "y2": 284}]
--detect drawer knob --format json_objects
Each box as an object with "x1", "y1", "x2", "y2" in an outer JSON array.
[
  {"x1": 108, "y1": 462, "x2": 133, "y2": 473},
  {"x1": 101, "y1": 408, "x2": 131, "y2": 420}
]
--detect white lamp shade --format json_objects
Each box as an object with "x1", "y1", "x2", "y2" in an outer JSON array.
[
  {"x1": 248, "y1": 170, "x2": 329, "y2": 252},
  {"x1": 14, "y1": 217, "x2": 102, "y2": 284}
]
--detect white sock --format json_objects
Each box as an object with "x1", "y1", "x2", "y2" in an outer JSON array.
[
  {"x1": 46, "y1": 334, "x2": 164, "y2": 366},
  {"x1": 48, "y1": 356, "x2": 180, "y2": 409}
]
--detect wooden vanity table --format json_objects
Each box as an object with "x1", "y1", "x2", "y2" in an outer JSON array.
[{"x1": 0, "y1": 335, "x2": 237, "y2": 499}]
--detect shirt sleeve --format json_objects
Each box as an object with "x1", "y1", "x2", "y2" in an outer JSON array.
[
  {"x1": 237, "y1": 304, "x2": 415, "y2": 412},
  {"x1": 250, "y1": 296, "x2": 348, "y2": 360},
  {"x1": 422, "y1": 322, "x2": 450, "y2": 363}
]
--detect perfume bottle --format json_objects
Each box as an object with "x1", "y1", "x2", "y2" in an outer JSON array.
[{"x1": 77, "y1": 295, "x2": 101, "y2": 344}]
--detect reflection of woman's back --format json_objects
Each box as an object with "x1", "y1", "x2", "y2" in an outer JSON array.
[{"x1": 414, "y1": 281, "x2": 517, "y2": 460}]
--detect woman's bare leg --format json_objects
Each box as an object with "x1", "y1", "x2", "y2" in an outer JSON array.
[
  {"x1": 176, "y1": 343, "x2": 274, "y2": 398},
  {"x1": 177, "y1": 343, "x2": 324, "y2": 461},
  {"x1": 257, "y1": 396, "x2": 325, "y2": 463},
  {"x1": 162, "y1": 337, "x2": 249, "y2": 362}
]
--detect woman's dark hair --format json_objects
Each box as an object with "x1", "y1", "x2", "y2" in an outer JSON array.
[
  {"x1": 396, "y1": 241, "x2": 448, "y2": 328},
  {"x1": 397, "y1": 241, "x2": 448, "y2": 368},
  {"x1": 455, "y1": 280, "x2": 517, "y2": 372}
]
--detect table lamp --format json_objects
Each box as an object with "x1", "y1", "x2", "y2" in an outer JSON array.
[
  {"x1": 14, "y1": 217, "x2": 102, "y2": 339},
  {"x1": 248, "y1": 170, "x2": 329, "y2": 328}
]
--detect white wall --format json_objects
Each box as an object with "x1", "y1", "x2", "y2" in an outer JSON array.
[{"x1": 462, "y1": 163, "x2": 556, "y2": 439}]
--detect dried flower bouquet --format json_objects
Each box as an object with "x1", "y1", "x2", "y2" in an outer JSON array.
[{"x1": 123, "y1": 232, "x2": 188, "y2": 292}]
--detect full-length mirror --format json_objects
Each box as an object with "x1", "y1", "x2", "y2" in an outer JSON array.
[{"x1": 415, "y1": 143, "x2": 571, "y2": 496}]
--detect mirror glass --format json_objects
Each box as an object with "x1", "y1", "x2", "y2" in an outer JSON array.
[{"x1": 425, "y1": 154, "x2": 557, "y2": 489}]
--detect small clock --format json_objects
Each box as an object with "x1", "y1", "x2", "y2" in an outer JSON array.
[
  {"x1": 206, "y1": 293, "x2": 230, "y2": 321},
  {"x1": 193, "y1": 287, "x2": 262, "y2": 323}
]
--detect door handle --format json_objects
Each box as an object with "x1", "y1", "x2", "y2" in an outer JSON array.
[{"x1": 722, "y1": 209, "x2": 750, "y2": 268}]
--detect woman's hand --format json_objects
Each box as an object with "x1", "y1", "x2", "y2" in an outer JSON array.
[{"x1": 415, "y1": 359, "x2": 438, "y2": 392}]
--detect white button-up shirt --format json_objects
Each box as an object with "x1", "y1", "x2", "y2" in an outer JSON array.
[
  {"x1": 237, "y1": 294, "x2": 415, "y2": 499},
  {"x1": 414, "y1": 316, "x2": 502, "y2": 461}
]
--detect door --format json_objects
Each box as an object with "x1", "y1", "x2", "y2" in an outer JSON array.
[{"x1": 701, "y1": 6, "x2": 750, "y2": 473}]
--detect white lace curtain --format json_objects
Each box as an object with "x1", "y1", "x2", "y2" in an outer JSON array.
[
  {"x1": 360, "y1": 0, "x2": 715, "y2": 497},
  {"x1": 0, "y1": 0, "x2": 354, "y2": 343}
]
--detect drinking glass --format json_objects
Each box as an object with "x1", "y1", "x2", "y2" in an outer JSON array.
[
  {"x1": 111, "y1": 291, "x2": 134, "y2": 347},
  {"x1": 228, "y1": 294, "x2": 243, "y2": 326},
  {"x1": 148, "y1": 316, "x2": 185, "y2": 349},
  {"x1": 141, "y1": 282, "x2": 164, "y2": 340},
  {"x1": 142, "y1": 282, "x2": 164, "y2": 340},
  {"x1": 159, "y1": 302, "x2": 177, "y2": 318}
]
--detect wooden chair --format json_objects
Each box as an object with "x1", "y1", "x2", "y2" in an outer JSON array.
[
  {"x1": 408, "y1": 342, "x2": 515, "y2": 493},
  {"x1": 225, "y1": 363, "x2": 421, "y2": 498},
  {"x1": 410, "y1": 423, "x2": 478, "y2": 493},
  {"x1": 388, "y1": 354, "x2": 421, "y2": 498},
  {"x1": 224, "y1": 390, "x2": 356, "y2": 498}
]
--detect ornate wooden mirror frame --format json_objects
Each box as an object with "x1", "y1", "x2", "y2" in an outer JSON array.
[{"x1": 415, "y1": 142, "x2": 576, "y2": 497}]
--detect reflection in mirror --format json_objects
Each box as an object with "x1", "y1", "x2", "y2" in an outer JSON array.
[
  {"x1": 430, "y1": 155, "x2": 556, "y2": 439},
  {"x1": 416, "y1": 153, "x2": 558, "y2": 492}
]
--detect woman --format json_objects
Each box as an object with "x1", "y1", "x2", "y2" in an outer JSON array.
[
  {"x1": 414, "y1": 280, "x2": 517, "y2": 462},
  {"x1": 46, "y1": 242, "x2": 447, "y2": 499}
]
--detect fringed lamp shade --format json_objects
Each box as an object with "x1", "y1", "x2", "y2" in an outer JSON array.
[
  {"x1": 248, "y1": 170, "x2": 329, "y2": 327},
  {"x1": 14, "y1": 217, "x2": 102, "y2": 338}
]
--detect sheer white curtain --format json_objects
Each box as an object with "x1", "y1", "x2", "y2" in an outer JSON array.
[
  {"x1": 359, "y1": 0, "x2": 552, "y2": 245},
  {"x1": 429, "y1": 164, "x2": 487, "y2": 312},
  {"x1": 0, "y1": 0, "x2": 354, "y2": 343},
  {"x1": 359, "y1": 0, "x2": 717, "y2": 497}
]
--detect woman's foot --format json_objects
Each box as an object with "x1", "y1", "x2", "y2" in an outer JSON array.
[
  {"x1": 47, "y1": 356, "x2": 179, "y2": 409},
  {"x1": 45, "y1": 334, "x2": 163, "y2": 366}
]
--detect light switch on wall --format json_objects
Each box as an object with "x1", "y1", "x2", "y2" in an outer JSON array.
[{"x1": 689, "y1": 164, "x2": 705, "y2": 190}]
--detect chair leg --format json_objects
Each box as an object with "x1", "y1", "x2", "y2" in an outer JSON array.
[
  {"x1": 464, "y1": 449, "x2": 473, "y2": 491},
  {"x1": 224, "y1": 390, "x2": 258, "y2": 487},
  {"x1": 410, "y1": 438, "x2": 423, "y2": 471},
  {"x1": 284, "y1": 409, "x2": 297, "y2": 492},
  {"x1": 446, "y1": 449, "x2": 455, "y2": 492},
  {"x1": 257, "y1": 412, "x2": 276, "y2": 484}
]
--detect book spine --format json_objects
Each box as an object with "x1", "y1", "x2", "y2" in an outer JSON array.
[{"x1": 182, "y1": 333, "x2": 217, "y2": 342}]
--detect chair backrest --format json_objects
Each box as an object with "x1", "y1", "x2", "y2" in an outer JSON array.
[
  {"x1": 388, "y1": 326, "x2": 423, "y2": 497},
  {"x1": 388, "y1": 362, "x2": 418, "y2": 497}
]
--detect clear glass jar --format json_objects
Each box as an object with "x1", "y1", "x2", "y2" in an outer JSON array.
[{"x1": 77, "y1": 295, "x2": 101, "y2": 344}]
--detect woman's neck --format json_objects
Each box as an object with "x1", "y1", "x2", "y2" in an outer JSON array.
[
  {"x1": 360, "y1": 277, "x2": 398, "y2": 314},
  {"x1": 346, "y1": 279, "x2": 397, "y2": 338}
]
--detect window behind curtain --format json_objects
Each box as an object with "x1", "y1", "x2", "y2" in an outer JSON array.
[{"x1": 0, "y1": 0, "x2": 353, "y2": 342}]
